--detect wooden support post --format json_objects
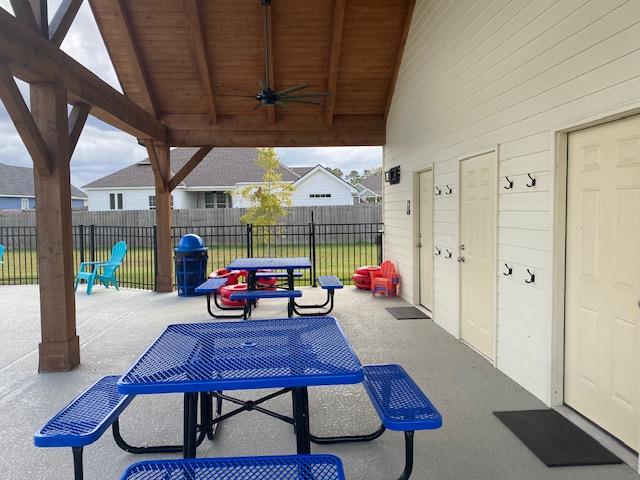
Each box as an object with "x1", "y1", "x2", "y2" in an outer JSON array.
[
  {"x1": 147, "y1": 143, "x2": 173, "y2": 293},
  {"x1": 31, "y1": 82, "x2": 79, "y2": 372}
]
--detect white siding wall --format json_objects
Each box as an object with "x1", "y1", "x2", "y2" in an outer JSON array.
[
  {"x1": 384, "y1": 0, "x2": 640, "y2": 404},
  {"x1": 291, "y1": 170, "x2": 355, "y2": 206},
  {"x1": 87, "y1": 188, "x2": 194, "y2": 211}
]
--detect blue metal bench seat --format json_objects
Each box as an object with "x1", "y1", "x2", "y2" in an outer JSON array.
[
  {"x1": 121, "y1": 454, "x2": 346, "y2": 480},
  {"x1": 255, "y1": 271, "x2": 303, "y2": 279},
  {"x1": 231, "y1": 289, "x2": 303, "y2": 318},
  {"x1": 34, "y1": 376, "x2": 183, "y2": 480},
  {"x1": 195, "y1": 277, "x2": 246, "y2": 320},
  {"x1": 311, "y1": 364, "x2": 442, "y2": 480},
  {"x1": 293, "y1": 275, "x2": 343, "y2": 316}
]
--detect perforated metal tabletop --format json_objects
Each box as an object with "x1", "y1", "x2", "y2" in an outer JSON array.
[
  {"x1": 227, "y1": 257, "x2": 312, "y2": 271},
  {"x1": 118, "y1": 316, "x2": 363, "y2": 395}
]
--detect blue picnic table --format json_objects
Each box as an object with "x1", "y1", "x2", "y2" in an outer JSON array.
[
  {"x1": 118, "y1": 316, "x2": 363, "y2": 458},
  {"x1": 227, "y1": 257, "x2": 312, "y2": 316}
]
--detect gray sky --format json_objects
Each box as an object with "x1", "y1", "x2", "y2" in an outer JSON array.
[{"x1": 0, "y1": 2, "x2": 382, "y2": 188}]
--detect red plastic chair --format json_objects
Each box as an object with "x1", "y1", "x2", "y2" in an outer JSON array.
[{"x1": 370, "y1": 260, "x2": 399, "y2": 297}]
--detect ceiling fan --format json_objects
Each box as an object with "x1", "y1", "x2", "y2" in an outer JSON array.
[{"x1": 216, "y1": 0, "x2": 330, "y2": 111}]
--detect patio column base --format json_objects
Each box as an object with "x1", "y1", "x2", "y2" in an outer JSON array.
[
  {"x1": 156, "y1": 275, "x2": 173, "y2": 293},
  {"x1": 38, "y1": 336, "x2": 80, "y2": 372}
]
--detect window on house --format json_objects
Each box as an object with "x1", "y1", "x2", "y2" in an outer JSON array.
[
  {"x1": 149, "y1": 195, "x2": 156, "y2": 209},
  {"x1": 109, "y1": 193, "x2": 124, "y2": 210},
  {"x1": 205, "y1": 191, "x2": 231, "y2": 208},
  {"x1": 309, "y1": 193, "x2": 332, "y2": 198},
  {"x1": 21, "y1": 198, "x2": 29, "y2": 210}
]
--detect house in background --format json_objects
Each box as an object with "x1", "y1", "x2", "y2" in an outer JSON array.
[
  {"x1": 0, "y1": 162, "x2": 86, "y2": 210},
  {"x1": 83, "y1": 148, "x2": 358, "y2": 211},
  {"x1": 355, "y1": 174, "x2": 382, "y2": 203}
]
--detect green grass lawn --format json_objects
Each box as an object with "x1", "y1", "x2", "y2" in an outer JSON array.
[{"x1": 0, "y1": 243, "x2": 379, "y2": 288}]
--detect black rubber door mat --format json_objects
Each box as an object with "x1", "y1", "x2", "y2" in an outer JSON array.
[
  {"x1": 385, "y1": 307, "x2": 430, "y2": 320},
  {"x1": 494, "y1": 409, "x2": 623, "y2": 467}
]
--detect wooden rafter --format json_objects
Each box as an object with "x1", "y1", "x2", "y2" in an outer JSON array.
[
  {"x1": 0, "y1": 62, "x2": 50, "y2": 173},
  {"x1": 384, "y1": 0, "x2": 416, "y2": 120},
  {"x1": 9, "y1": 0, "x2": 38, "y2": 31},
  {"x1": 49, "y1": 0, "x2": 83, "y2": 47},
  {"x1": 67, "y1": 102, "x2": 90, "y2": 158},
  {"x1": 114, "y1": 0, "x2": 158, "y2": 117},
  {"x1": 265, "y1": 3, "x2": 275, "y2": 125},
  {"x1": 324, "y1": 0, "x2": 346, "y2": 126},
  {"x1": 29, "y1": 0, "x2": 48, "y2": 36},
  {"x1": 0, "y1": 8, "x2": 167, "y2": 141},
  {"x1": 185, "y1": 0, "x2": 217, "y2": 125},
  {"x1": 168, "y1": 145, "x2": 213, "y2": 192}
]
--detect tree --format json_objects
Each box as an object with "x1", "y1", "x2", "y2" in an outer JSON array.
[
  {"x1": 327, "y1": 167, "x2": 344, "y2": 179},
  {"x1": 345, "y1": 170, "x2": 362, "y2": 185},
  {"x1": 240, "y1": 148, "x2": 295, "y2": 228}
]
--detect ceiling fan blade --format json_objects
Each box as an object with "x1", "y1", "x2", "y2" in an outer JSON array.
[
  {"x1": 259, "y1": 80, "x2": 269, "y2": 91},
  {"x1": 280, "y1": 92, "x2": 331, "y2": 99},
  {"x1": 251, "y1": 102, "x2": 264, "y2": 111},
  {"x1": 276, "y1": 83, "x2": 311, "y2": 96},
  {"x1": 282, "y1": 99, "x2": 323, "y2": 105},
  {"x1": 214, "y1": 84, "x2": 258, "y2": 96},
  {"x1": 213, "y1": 94, "x2": 256, "y2": 98},
  {"x1": 275, "y1": 100, "x2": 293, "y2": 110}
]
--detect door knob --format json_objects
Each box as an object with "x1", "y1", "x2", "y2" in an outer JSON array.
[{"x1": 457, "y1": 256, "x2": 465, "y2": 263}]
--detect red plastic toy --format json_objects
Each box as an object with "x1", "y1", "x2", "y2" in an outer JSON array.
[
  {"x1": 352, "y1": 265, "x2": 380, "y2": 290},
  {"x1": 370, "y1": 260, "x2": 399, "y2": 297},
  {"x1": 219, "y1": 283, "x2": 249, "y2": 307}
]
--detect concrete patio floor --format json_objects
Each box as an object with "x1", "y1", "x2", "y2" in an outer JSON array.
[{"x1": 0, "y1": 284, "x2": 637, "y2": 480}]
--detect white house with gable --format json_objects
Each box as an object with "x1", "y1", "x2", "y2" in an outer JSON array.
[{"x1": 83, "y1": 148, "x2": 358, "y2": 211}]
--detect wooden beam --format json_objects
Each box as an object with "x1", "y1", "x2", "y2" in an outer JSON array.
[
  {"x1": 29, "y1": 0, "x2": 48, "y2": 36},
  {"x1": 185, "y1": 0, "x2": 217, "y2": 125},
  {"x1": 167, "y1": 114, "x2": 386, "y2": 147},
  {"x1": 9, "y1": 0, "x2": 38, "y2": 31},
  {"x1": 0, "y1": 8, "x2": 167, "y2": 141},
  {"x1": 67, "y1": 102, "x2": 90, "y2": 158},
  {"x1": 113, "y1": 0, "x2": 158, "y2": 117},
  {"x1": 31, "y1": 81, "x2": 79, "y2": 372},
  {"x1": 264, "y1": 4, "x2": 275, "y2": 125},
  {"x1": 49, "y1": 0, "x2": 83, "y2": 47},
  {"x1": 384, "y1": 0, "x2": 416, "y2": 120},
  {"x1": 146, "y1": 143, "x2": 173, "y2": 293},
  {"x1": 324, "y1": 0, "x2": 346, "y2": 126},
  {"x1": 0, "y1": 62, "x2": 50, "y2": 173},
  {"x1": 168, "y1": 145, "x2": 213, "y2": 192}
]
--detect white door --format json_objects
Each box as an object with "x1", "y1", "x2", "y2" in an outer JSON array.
[
  {"x1": 565, "y1": 115, "x2": 640, "y2": 450},
  {"x1": 418, "y1": 169, "x2": 433, "y2": 309},
  {"x1": 459, "y1": 152, "x2": 497, "y2": 360}
]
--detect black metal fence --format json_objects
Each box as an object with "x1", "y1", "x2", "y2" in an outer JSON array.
[{"x1": 1, "y1": 221, "x2": 383, "y2": 289}]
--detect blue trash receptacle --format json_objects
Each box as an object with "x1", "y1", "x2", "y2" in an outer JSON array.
[{"x1": 174, "y1": 234, "x2": 208, "y2": 297}]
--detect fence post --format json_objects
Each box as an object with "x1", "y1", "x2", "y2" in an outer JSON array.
[
  {"x1": 377, "y1": 229, "x2": 384, "y2": 264},
  {"x1": 89, "y1": 224, "x2": 95, "y2": 262},
  {"x1": 246, "y1": 224, "x2": 253, "y2": 258},
  {"x1": 152, "y1": 225, "x2": 158, "y2": 291},
  {"x1": 78, "y1": 225, "x2": 84, "y2": 264},
  {"x1": 310, "y1": 211, "x2": 317, "y2": 287}
]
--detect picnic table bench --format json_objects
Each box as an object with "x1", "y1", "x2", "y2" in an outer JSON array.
[
  {"x1": 121, "y1": 454, "x2": 346, "y2": 480},
  {"x1": 194, "y1": 277, "x2": 246, "y2": 319},
  {"x1": 231, "y1": 288, "x2": 302, "y2": 318},
  {"x1": 293, "y1": 275, "x2": 343, "y2": 316},
  {"x1": 34, "y1": 376, "x2": 182, "y2": 480},
  {"x1": 311, "y1": 364, "x2": 442, "y2": 480}
]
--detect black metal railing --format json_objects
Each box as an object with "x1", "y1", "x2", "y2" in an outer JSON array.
[{"x1": 0, "y1": 221, "x2": 383, "y2": 289}]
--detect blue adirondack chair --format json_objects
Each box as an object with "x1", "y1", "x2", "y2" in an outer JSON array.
[
  {"x1": 0, "y1": 244, "x2": 4, "y2": 265},
  {"x1": 74, "y1": 241, "x2": 127, "y2": 295}
]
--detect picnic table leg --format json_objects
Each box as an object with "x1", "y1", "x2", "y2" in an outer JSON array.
[
  {"x1": 287, "y1": 269, "x2": 295, "y2": 317},
  {"x1": 183, "y1": 393, "x2": 198, "y2": 458},
  {"x1": 291, "y1": 387, "x2": 311, "y2": 454}
]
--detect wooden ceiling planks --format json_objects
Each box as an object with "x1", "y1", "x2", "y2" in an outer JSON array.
[{"x1": 87, "y1": 0, "x2": 414, "y2": 146}]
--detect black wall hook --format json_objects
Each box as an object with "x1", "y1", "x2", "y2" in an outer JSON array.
[
  {"x1": 503, "y1": 263, "x2": 513, "y2": 276},
  {"x1": 434, "y1": 246, "x2": 441, "y2": 256},
  {"x1": 435, "y1": 186, "x2": 442, "y2": 196},
  {"x1": 525, "y1": 269, "x2": 535, "y2": 283},
  {"x1": 445, "y1": 185, "x2": 453, "y2": 195},
  {"x1": 526, "y1": 173, "x2": 536, "y2": 188},
  {"x1": 504, "y1": 177, "x2": 513, "y2": 189},
  {"x1": 445, "y1": 249, "x2": 452, "y2": 259}
]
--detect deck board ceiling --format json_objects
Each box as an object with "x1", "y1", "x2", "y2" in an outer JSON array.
[{"x1": 88, "y1": 0, "x2": 414, "y2": 146}]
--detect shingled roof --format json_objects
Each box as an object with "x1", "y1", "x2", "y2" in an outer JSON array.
[
  {"x1": 83, "y1": 148, "x2": 300, "y2": 189},
  {"x1": 357, "y1": 174, "x2": 383, "y2": 196},
  {"x1": 0, "y1": 163, "x2": 86, "y2": 198}
]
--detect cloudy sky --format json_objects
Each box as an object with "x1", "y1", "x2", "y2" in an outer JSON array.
[{"x1": 0, "y1": 2, "x2": 382, "y2": 188}]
